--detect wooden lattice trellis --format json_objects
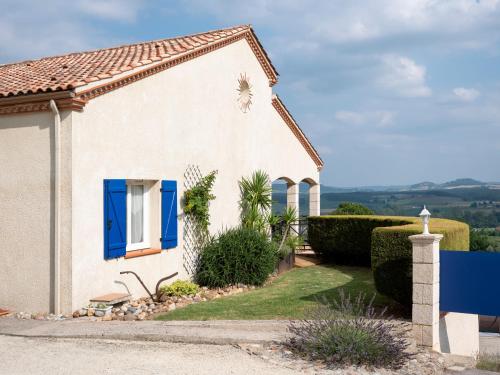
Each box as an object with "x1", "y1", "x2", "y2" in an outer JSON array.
[{"x1": 182, "y1": 164, "x2": 204, "y2": 276}]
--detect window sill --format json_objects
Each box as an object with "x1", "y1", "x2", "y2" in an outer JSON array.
[{"x1": 124, "y1": 248, "x2": 161, "y2": 259}]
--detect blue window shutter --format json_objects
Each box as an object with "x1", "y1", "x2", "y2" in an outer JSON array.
[
  {"x1": 104, "y1": 179, "x2": 127, "y2": 259},
  {"x1": 161, "y1": 180, "x2": 178, "y2": 249}
]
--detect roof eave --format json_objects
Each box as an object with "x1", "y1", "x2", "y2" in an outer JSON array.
[{"x1": 0, "y1": 90, "x2": 87, "y2": 115}]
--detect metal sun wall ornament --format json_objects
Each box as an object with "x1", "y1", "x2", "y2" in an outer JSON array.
[{"x1": 237, "y1": 73, "x2": 253, "y2": 113}]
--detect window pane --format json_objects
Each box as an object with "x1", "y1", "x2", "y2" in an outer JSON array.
[{"x1": 130, "y1": 185, "x2": 144, "y2": 244}]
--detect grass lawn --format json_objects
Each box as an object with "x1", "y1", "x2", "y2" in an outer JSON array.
[
  {"x1": 156, "y1": 265, "x2": 398, "y2": 321},
  {"x1": 477, "y1": 353, "x2": 500, "y2": 372}
]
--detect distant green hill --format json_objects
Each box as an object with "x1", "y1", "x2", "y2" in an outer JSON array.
[{"x1": 271, "y1": 179, "x2": 500, "y2": 228}]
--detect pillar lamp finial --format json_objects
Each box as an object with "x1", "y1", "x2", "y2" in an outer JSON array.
[{"x1": 419, "y1": 205, "x2": 431, "y2": 235}]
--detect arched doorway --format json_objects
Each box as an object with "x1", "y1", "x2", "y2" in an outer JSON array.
[{"x1": 271, "y1": 177, "x2": 297, "y2": 215}]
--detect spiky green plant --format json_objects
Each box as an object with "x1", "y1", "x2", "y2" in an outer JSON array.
[
  {"x1": 277, "y1": 206, "x2": 298, "y2": 255},
  {"x1": 239, "y1": 170, "x2": 272, "y2": 232}
]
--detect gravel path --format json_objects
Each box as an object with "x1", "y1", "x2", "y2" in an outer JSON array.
[{"x1": 0, "y1": 335, "x2": 301, "y2": 375}]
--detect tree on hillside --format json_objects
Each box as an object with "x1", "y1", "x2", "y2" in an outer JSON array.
[
  {"x1": 332, "y1": 202, "x2": 374, "y2": 215},
  {"x1": 470, "y1": 230, "x2": 491, "y2": 251}
]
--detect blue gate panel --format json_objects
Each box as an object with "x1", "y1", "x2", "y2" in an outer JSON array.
[{"x1": 440, "y1": 250, "x2": 500, "y2": 316}]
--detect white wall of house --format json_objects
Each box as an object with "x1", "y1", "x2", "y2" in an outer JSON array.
[
  {"x1": 71, "y1": 38, "x2": 319, "y2": 311},
  {"x1": 0, "y1": 110, "x2": 73, "y2": 312},
  {"x1": 0, "y1": 38, "x2": 320, "y2": 313}
]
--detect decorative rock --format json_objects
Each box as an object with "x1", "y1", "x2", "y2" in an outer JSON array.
[
  {"x1": 14, "y1": 282, "x2": 257, "y2": 322},
  {"x1": 124, "y1": 312, "x2": 136, "y2": 321},
  {"x1": 127, "y1": 306, "x2": 139, "y2": 314}
]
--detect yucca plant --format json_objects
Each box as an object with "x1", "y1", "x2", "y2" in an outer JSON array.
[
  {"x1": 276, "y1": 206, "x2": 298, "y2": 256},
  {"x1": 239, "y1": 170, "x2": 272, "y2": 232}
]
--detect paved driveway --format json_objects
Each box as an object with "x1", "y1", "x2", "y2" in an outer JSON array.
[{"x1": 0, "y1": 335, "x2": 301, "y2": 375}]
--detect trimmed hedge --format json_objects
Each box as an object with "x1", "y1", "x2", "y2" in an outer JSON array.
[
  {"x1": 308, "y1": 216, "x2": 411, "y2": 266},
  {"x1": 308, "y1": 215, "x2": 469, "y2": 307},
  {"x1": 371, "y1": 218, "x2": 469, "y2": 306}
]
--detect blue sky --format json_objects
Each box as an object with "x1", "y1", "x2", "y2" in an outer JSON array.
[{"x1": 1, "y1": 0, "x2": 500, "y2": 187}]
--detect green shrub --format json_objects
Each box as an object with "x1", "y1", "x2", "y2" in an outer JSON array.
[
  {"x1": 286, "y1": 291, "x2": 411, "y2": 369},
  {"x1": 371, "y1": 218, "x2": 469, "y2": 307},
  {"x1": 159, "y1": 280, "x2": 200, "y2": 297},
  {"x1": 470, "y1": 229, "x2": 491, "y2": 250},
  {"x1": 308, "y1": 215, "x2": 469, "y2": 308},
  {"x1": 476, "y1": 353, "x2": 500, "y2": 372},
  {"x1": 195, "y1": 227, "x2": 278, "y2": 288},
  {"x1": 183, "y1": 170, "x2": 217, "y2": 241},
  {"x1": 308, "y1": 215, "x2": 410, "y2": 266},
  {"x1": 332, "y1": 202, "x2": 375, "y2": 215}
]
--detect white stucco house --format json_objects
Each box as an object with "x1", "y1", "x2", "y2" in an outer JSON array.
[{"x1": 0, "y1": 25, "x2": 323, "y2": 314}]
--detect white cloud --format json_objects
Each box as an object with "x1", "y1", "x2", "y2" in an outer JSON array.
[
  {"x1": 378, "y1": 55, "x2": 432, "y2": 97},
  {"x1": 362, "y1": 132, "x2": 413, "y2": 149},
  {"x1": 376, "y1": 111, "x2": 395, "y2": 127},
  {"x1": 77, "y1": 0, "x2": 143, "y2": 22},
  {"x1": 335, "y1": 110, "x2": 396, "y2": 127},
  {"x1": 453, "y1": 87, "x2": 480, "y2": 102},
  {"x1": 316, "y1": 145, "x2": 333, "y2": 155},
  {"x1": 335, "y1": 110, "x2": 365, "y2": 125},
  {"x1": 183, "y1": 0, "x2": 500, "y2": 50},
  {"x1": 0, "y1": 0, "x2": 144, "y2": 63}
]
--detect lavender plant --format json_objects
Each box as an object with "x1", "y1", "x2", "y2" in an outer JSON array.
[{"x1": 286, "y1": 290, "x2": 411, "y2": 369}]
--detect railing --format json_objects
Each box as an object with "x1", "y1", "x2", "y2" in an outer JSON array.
[{"x1": 271, "y1": 216, "x2": 310, "y2": 252}]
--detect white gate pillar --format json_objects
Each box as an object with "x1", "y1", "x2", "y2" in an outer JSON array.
[
  {"x1": 409, "y1": 234, "x2": 443, "y2": 351},
  {"x1": 410, "y1": 233, "x2": 479, "y2": 357}
]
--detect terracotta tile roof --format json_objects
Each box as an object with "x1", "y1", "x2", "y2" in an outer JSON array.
[{"x1": 0, "y1": 25, "x2": 278, "y2": 98}]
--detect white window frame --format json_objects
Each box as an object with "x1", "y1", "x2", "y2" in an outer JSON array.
[{"x1": 126, "y1": 180, "x2": 151, "y2": 251}]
